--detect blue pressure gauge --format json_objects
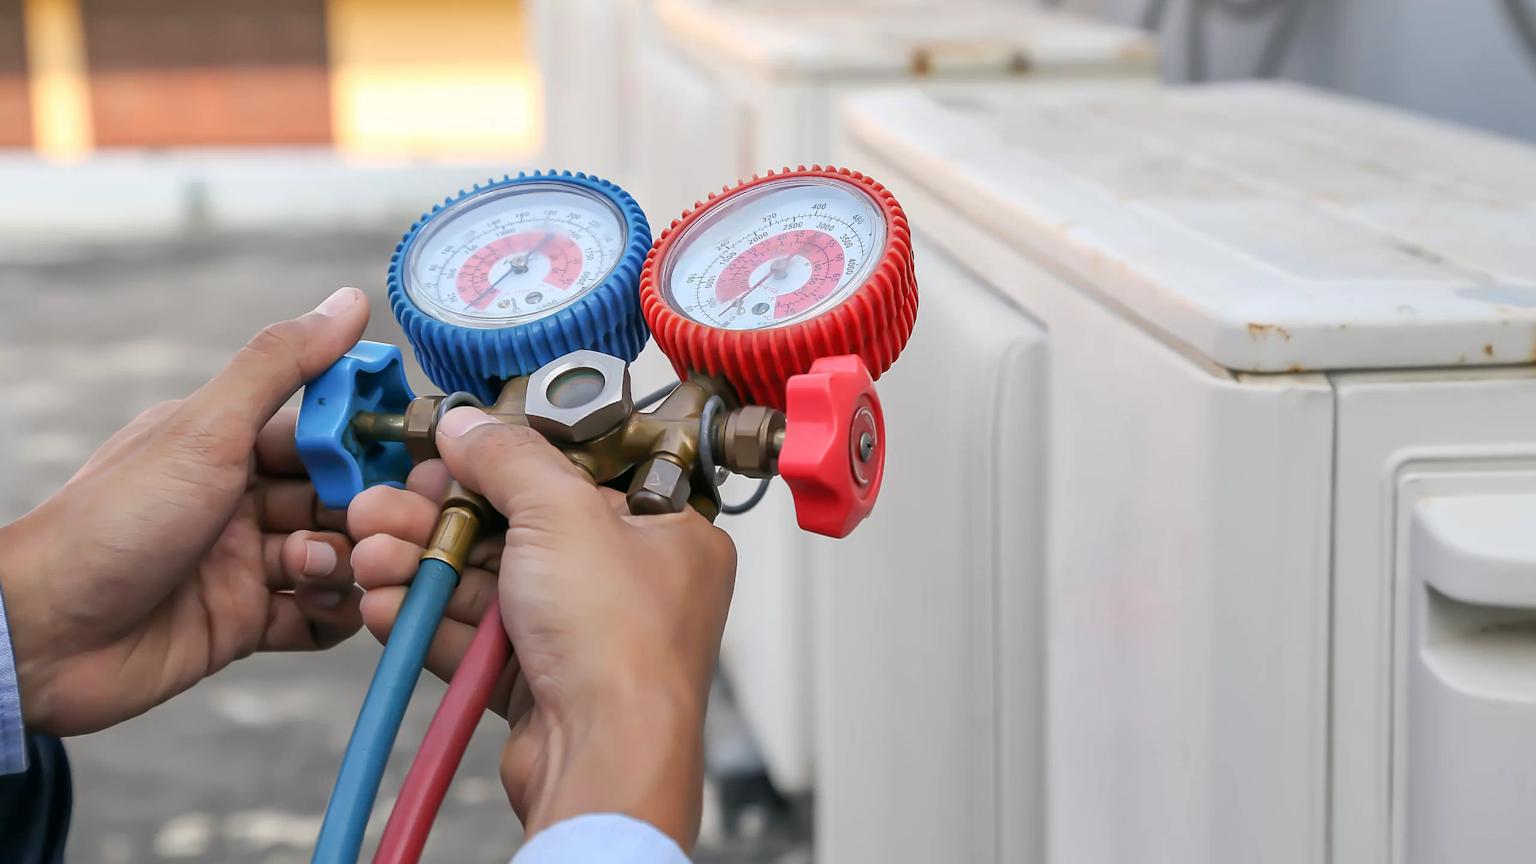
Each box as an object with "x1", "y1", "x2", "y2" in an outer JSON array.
[
  {"x1": 389, "y1": 171, "x2": 652, "y2": 403},
  {"x1": 296, "y1": 171, "x2": 651, "y2": 508}
]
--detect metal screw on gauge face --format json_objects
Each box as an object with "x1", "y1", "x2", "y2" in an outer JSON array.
[
  {"x1": 660, "y1": 177, "x2": 887, "y2": 331},
  {"x1": 404, "y1": 182, "x2": 628, "y2": 329}
]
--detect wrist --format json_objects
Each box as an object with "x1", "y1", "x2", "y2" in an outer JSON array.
[{"x1": 521, "y1": 674, "x2": 707, "y2": 850}]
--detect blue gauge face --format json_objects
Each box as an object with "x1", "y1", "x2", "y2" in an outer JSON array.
[{"x1": 404, "y1": 183, "x2": 628, "y2": 330}]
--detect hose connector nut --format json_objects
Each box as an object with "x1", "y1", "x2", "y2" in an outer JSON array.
[
  {"x1": 721, "y1": 405, "x2": 787, "y2": 478},
  {"x1": 525, "y1": 350, "x2": 634, "y2": 444},
  {"x1": 403, "y1": 395, "x2": 442, "y2": 464}
]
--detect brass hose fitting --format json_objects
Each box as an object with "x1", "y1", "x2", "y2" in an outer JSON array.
[
  {"x1": 715, "y1": 405, "x2": 787, "y2": 478},
  {"x1": 421, "y1": 482, "x2": 492, "y2": 573},
  {"x1": 352, "y1": 411, "x2": 408, "y2": 441},
  {"x1": 348, "y1": 395, "x2": 443, "y2": 464}
]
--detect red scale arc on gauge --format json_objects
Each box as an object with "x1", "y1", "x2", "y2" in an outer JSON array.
[
  {"x1": 455, "y1": 231, "x2": 584, "y2": 310},
  {"x1": 715, "y1": 228, "x2": 846, "y2": 322}
]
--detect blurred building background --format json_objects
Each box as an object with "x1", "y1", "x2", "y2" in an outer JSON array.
[
  {"x1": 1071, "y1": 0, "x2": 1536, "y2": 142},
  {"x1": 3, "y1": 1, "x2": 1535, "y2": 160}
]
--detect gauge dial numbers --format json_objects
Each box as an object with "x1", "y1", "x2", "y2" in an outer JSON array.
[
  {"x1": 453, "y1": 230, "x2": 585, "y2": 312},
  {"x1": 661, "y1": 177, "x2": 886, "y2": 331},
  {"x1": 712, "y1": 229, "x2": 846, "y2": 327},
  {"x1": 404, "y1": 183, "x2": 626, "y2": 330}
]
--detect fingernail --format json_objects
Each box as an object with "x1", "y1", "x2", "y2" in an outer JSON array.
[
  {"x1": 301, "y1": 540, "x2": 338, "y2": 577},
  {"x1": 315, "y1": 286, "x2": 360, "y2": 317},
  {"x1": 439, "y1": 406, "x2": 496, "y2": 439},
  {"x1": 309, "y1": 589, "x2": 345, "y2": 610}
]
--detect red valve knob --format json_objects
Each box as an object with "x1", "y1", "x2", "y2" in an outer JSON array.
[{"x1": 779, "y1": 354, "x2": 885, "y2": 538}]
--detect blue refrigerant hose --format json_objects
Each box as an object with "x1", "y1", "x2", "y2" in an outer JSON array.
[{"x1": 312, "y1": 557, "x2": 460, "y2": 863}]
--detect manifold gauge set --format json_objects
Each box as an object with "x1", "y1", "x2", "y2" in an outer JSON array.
[{"x1": 292, "y1": 166, "x2": 918, "y2": 863}]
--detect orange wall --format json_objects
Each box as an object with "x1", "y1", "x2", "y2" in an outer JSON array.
[
  {"x1": 326, "y1": 0, "x2": 537, "y2": 158},
  {"x1": 15, "y1": 0, "x2": 538, "y2": 156}
]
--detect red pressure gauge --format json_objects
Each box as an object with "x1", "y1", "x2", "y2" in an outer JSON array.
[
  {"x1": 640, "y1": 166, "x2": 917, "y2": 410},
  {"x1": 640, "y1": 166, "x2": 918, "y2": 535}
]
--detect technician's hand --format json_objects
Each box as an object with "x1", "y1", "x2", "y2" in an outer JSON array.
[
  {"x1": 0, "y1": 287, "x2": 371, "y2": 736},
  {"x1": 348, "y1": 408, "x2": 737, "y2": 850}
]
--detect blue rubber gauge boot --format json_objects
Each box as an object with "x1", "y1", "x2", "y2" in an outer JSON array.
[{"x1": 388, "y1": 170, "x2": 652, "y2": 403}]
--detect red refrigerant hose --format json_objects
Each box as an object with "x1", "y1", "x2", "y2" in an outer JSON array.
[{"x1": 373, "y1": 602, "x2": 513, "y2": 864}]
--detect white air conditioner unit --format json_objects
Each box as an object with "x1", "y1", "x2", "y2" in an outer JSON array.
[
  {"x1": 815, "y1": 81, "x2": 1536, "y2": 864},
  {"x1": 530, "y1": 0, "x2": 655, "y2": 186},
  {"x1": 626, "y1": 0, "x2": 1157, "y2": 797},
  {"x1": 632, "y1": 0, "x2": 1158, "y2": 222}
]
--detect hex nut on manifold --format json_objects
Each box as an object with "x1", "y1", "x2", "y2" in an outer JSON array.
[
  {"x1": 525, "y1": 350, "x2": 633, "y2": 444},
  {"x1": 627, "y1": 456, "x2": 691, "y2": 515},
  {"x1": 721, "y1": 405, "x2": 787, "y2": 478}
]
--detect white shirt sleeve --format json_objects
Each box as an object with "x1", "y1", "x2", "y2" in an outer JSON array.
[
  {"x1": 511, "y1": 813, "x2": 690, "y2": 864},
  {"x1": 0, "y1": 581, "x2": 28, "y2": 774}
]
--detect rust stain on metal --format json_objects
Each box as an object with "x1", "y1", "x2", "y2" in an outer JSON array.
[
  {"x1": 1484, "y1": 343, "x2": 1496, "y2": 358},
  {"x1": 909, "y1": 49, "x2": 932, "y2": 76},
  {"x1": 1246, "y1": 323, "x2": 1292, "y2": 342}
]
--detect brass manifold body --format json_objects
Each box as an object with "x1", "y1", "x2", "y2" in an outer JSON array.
[{"x1": 349, "y1": 350, "x2": 787, "y2": 527}]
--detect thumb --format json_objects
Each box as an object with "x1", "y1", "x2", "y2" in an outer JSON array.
[
  {"x1": 435, "y1": 407, "x2": 598, "y2": 521},
  {"x1": 180, "y1": 287, "x2": 370, "y2": 442}
]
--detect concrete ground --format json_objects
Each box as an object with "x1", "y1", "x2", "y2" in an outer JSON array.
[{"x1": 0, "y1": 231, "x2": 808, "y2": 863}]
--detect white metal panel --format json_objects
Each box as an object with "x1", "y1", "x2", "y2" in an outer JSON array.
[
  {"x1": 714, "y1": 481, "x2": 817, "y2": 793},
  {"x1": 533, "y1": 0, "x2": 649, "y2": 182},
  {"x1": 814, "y1": 238, "x2": 1047, "y2": 864},
  {"x1": 839, "y1": 85, "x2": 1536, "y2": 374},
  {"x1": 835, "y1": 131, "x2": 1335, "y2": 864},
  {"x1": 1404, "y1": 487, "x2": 1536, "y2": 864},
  {"x1": 653, "y1": 0, "x2": 1156, "y2": 79},
  {"x1": 630, "y1": 33, "x2": 747, "y2": 225},
  {"x1": 635, "y1": 8, "x2": 1155, "y2": 801},
  {"x1": 1330, "y1": 370, "x2": 1536, "y2": 864}
]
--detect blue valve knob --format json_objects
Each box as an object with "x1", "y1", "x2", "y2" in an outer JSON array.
[{"x1": 297, "y1": 341, "x2": 416, "y2": 509}]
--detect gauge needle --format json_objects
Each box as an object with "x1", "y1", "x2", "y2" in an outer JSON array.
[
  {"x1": 727, "y1": 245, "x2": 809, "y2": 312},
  {"x1": 474, "y1": 231, "x2": 552, "y2": 308},
  {"x1": 508, "y1": 230, "x2": 554, "y2": 275}
]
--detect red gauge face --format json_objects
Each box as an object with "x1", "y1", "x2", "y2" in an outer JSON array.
[
  {"x1": 659, "y1": 177, "x2": 886, "y2": 331},
  {"x1": 404, "y1": 183, "x2": 627, "y2": 329}
]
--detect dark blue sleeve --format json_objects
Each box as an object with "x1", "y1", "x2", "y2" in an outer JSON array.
[{"x1": 0, "y1": 734, "x2": 72, "y2": 864}]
